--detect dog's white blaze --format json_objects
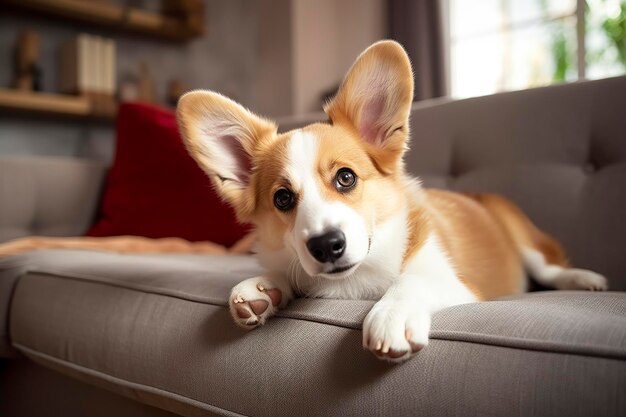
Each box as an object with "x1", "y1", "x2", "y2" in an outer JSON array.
[
  {"x1": 286, "y1": 130, "x2": 324, "y2": 236},
  {"x1": 285, "y1": 130, "x2": 369, "y2": 277}
]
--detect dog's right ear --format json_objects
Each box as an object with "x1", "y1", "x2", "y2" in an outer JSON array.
[
  {"x1": 325, "y1": 41, "x2": 413, "y2": 174},
  {"x1": 177, "y1": 91, "x2": 277, "y2": 219}
]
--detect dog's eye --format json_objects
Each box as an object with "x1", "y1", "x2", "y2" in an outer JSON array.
[
  {"x1": 335, "y1": 168, "x2": 357, "y2": 191},
  {"x1": 274, "y1": 188, "x2": 295, "y2": 211}
]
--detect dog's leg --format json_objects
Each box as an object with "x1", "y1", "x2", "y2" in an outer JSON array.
[
  {"x1": 362, "y1": 235, "x2": 476, "y2": 362},
  {"x1": 468, "y1": 193, "x2": 608, "y2": 291},
  {"x1": 229, "y1": 275, "x2": 293, "y2": 329},
  {"x1": 521, "y1": 248, "x2": 607, "y2": 291}
]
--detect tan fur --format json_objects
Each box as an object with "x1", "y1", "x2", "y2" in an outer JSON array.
[
  {"x1": 427, "y1": 191, "x2": 525, "y2": 300},
  {"x1": 310, "y1": 123, "x2": 407, "y2": 226},
  {"x1": 465, "y1": 193, "x2": 569, "y2": 267},
  {"x1": 401, "y1": 199, "x2": 431, "y2": 269}
]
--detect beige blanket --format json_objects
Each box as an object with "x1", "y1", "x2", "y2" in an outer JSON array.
[{"x1": 0, "y1": 233, "x2": 257, "y2": 258}]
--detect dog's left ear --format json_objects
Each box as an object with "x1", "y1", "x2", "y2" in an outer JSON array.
[{"x1": 325, "y1": 40, "x2": 414, "y2": 174}]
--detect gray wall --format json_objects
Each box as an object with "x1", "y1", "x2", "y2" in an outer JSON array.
[{"x1": 0, "y1": 0, "x2": 259, "y2": 163}]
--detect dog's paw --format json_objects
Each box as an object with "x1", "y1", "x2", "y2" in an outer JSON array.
[
  {"x1": 229, "y1": 277, "x2": 283, "y2": 330},
  {"x1": 362, "y1": 301, "x2": 430, "y2": 363},
  {"x1": 554, "y1": 268, "x2": 608, "y2": 291}
]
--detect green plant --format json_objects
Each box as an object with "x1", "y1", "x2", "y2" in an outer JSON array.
[
  {"x1": 601, "y1": 3, "x2": 626, "y2": 68},
  {"x1": 551, "y1": 25, "x2": 570, "y2": 81},
  {"x1": 537, "y1": 0, "x2": 573, "y2": 81}
]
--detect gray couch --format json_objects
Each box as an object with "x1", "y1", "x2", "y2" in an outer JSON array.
[{"x1": 1, "y1": 77, "x2": 625, "y2": 417}]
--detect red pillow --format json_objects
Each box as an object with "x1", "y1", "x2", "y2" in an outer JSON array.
[{"x1": 87, "y1": 102, "x2": 249, "y2": 247}]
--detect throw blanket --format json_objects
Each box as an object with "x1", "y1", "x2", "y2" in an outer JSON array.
[{"x1": 0, "y1": 233, "x2": 257, "y2": 258}]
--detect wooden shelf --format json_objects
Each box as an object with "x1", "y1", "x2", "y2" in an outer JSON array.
[
  {"x1": 0, "y1": 89, "x2": 115, "y2": 121},
  {"x1": 3, "y1": 0, "x2": 202, "y2": 42}
]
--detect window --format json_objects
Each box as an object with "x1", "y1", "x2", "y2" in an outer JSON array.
[{"x1": 448, "y1": 0, "x2": 626, "y2": 98}]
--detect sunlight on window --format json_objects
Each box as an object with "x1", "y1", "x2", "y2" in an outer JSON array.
[{"x1": 449, "y1": 0, "x2": 626, "y2": 98}]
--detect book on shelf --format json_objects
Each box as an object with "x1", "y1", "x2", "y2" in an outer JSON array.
[{"x1": 59, "y1": 33, "x2": 117, "y2": 117}]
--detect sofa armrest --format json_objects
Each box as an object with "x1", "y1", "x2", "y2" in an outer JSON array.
[{"x1": 0, "y1": 156, "x2": 107, "y2": 243}]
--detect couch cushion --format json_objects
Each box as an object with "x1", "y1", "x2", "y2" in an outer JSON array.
[{"x1": 5, "y1": 250, "x2": 626, "y2": 417}]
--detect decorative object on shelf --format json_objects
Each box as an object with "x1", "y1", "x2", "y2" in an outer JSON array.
[
  {"x1": 59, "y1": 33, "x2": 117, "y2": 118},
  {"x1": 167, "y1": 79, "x2": 187, "y2": 107},
  {"x1": 137, "y1": 62, "x2": 156, "y2": 103},
  {"x1": 119, "y1": 75, "x2": 139, "y2": 103},
  {"x1": 119, "y1": 61, "x2": 159, "y2": 104},
  {"x1": 12, "y1": 30, "x2": 42, "y2": 92}
]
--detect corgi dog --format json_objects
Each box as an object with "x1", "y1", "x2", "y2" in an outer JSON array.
[{"x1": 177, "y1": 40, "x2": 607, "y2": 362}]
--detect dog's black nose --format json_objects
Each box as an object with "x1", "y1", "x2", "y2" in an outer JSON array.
[{"x1": 306, "y1": 229, "x2": 346, "y2": 263}]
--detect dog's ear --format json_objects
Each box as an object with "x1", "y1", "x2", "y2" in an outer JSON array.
[
  {"x1": 325, "y1": 40, "x2": 413, "y2": 174},
  {"x1": 177, "y1": 91, "x2": 277, "y2": 219}
]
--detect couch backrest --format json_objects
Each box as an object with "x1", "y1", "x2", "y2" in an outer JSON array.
[
  {"x1": 278, "y1": 76, "x2": 626, "y2": 290},
  {"x1": 0, "y1": 156, "x2": 106, "y2": 243},
  {"x1": 405, "y1": 76, "x2": 626, "y2": 290}
]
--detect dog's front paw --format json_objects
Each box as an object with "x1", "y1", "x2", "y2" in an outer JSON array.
[
  {"x1": 229, "y1": 277, "x2": 283, "y2": 330},
  {"x1": 362, "y1": 301, "x2": 430, "y2": 362}
]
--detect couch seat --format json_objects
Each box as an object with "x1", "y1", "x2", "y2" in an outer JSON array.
[{"x1": 2, "y1": 250, "x2": 625, "y2": 417}]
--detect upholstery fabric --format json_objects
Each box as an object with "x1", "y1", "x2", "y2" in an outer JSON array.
[
  {"x1": 6, "y1": 250, "x2": 626, "y2": 417},
  {"x1": 87, "y1": 102, "x2": 249, "y2": 247},
  {"x1": 0, "y1": 156, "x2": 106, "y2": 243}
]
